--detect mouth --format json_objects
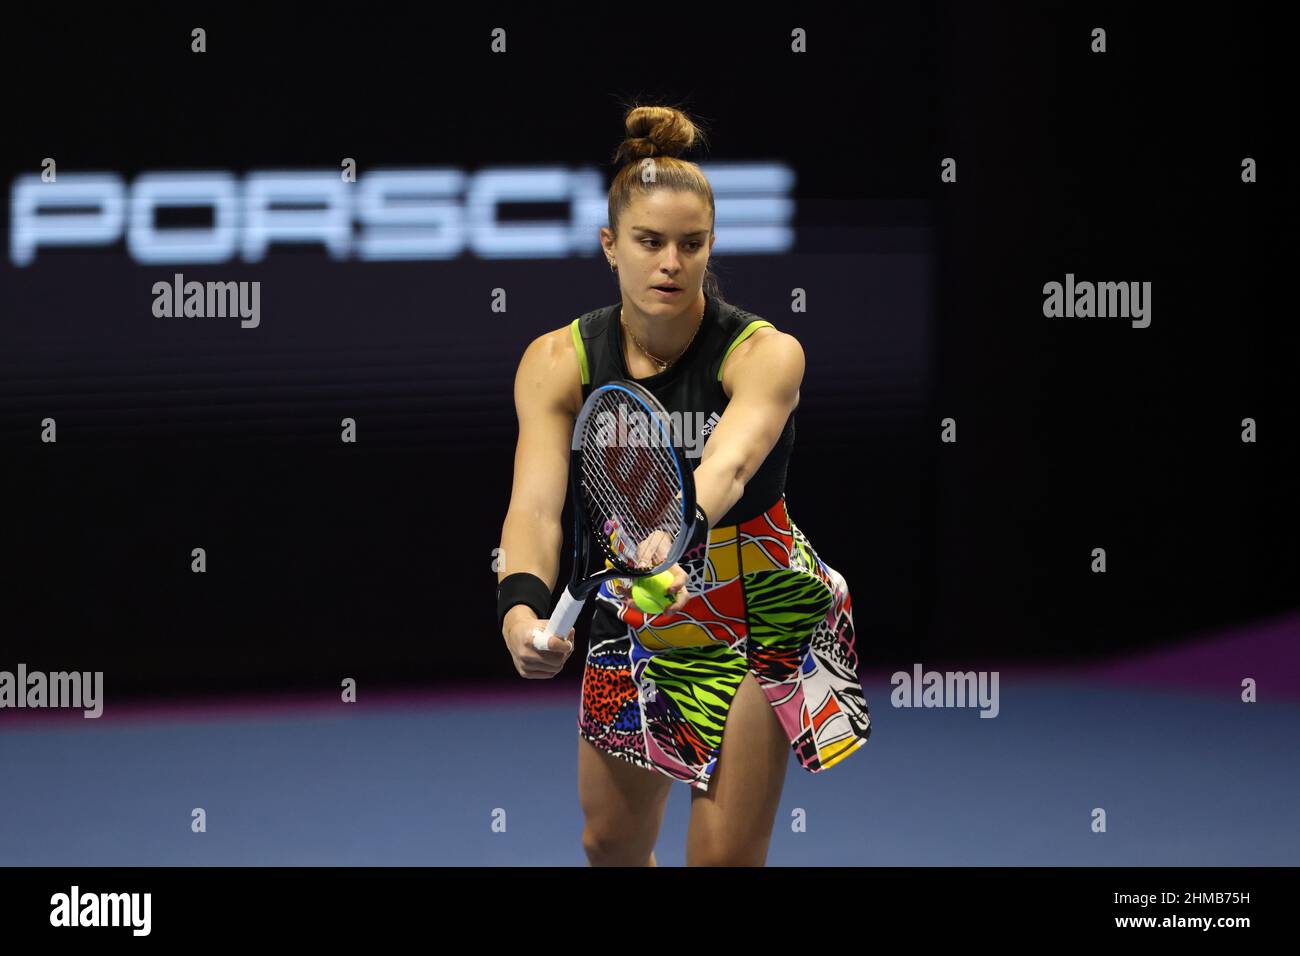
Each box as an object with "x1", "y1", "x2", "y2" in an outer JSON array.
[{"x1": 651, "y1": 285, "x2": 683, "y2": 296}]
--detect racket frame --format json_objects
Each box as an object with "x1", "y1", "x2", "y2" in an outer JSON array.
[{"x1": 540, "y1": 380, "x2": 697, "y2": 639}]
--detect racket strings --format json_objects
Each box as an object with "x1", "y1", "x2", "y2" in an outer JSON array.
[
  {"x1": 579, "y1": 394, "x2": 685, "y2": 572},
  {"x1": 583, "y1": 445, "x2": 681, "y2": 533}
]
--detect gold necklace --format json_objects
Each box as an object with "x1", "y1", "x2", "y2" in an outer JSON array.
[{"x1": 620, "y1": 301, "x2": 706, "y2": 373}]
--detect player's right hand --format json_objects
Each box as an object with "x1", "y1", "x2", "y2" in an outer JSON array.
[{"x1": 503, "y1": 608, "x2": 575, "y2": 679}]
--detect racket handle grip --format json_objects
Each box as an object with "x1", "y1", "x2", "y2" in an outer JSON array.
[{"x1": 541, "y1": 587, "x2": 583, "y2": 639}]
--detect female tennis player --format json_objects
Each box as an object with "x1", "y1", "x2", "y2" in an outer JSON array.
[{"x1": 496, "y1": 104, "x2": 871, "y2": 866}]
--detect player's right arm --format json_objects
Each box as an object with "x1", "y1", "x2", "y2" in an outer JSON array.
[{"x1": 497, "y1": 328, "x2": 582, "y2": 677}]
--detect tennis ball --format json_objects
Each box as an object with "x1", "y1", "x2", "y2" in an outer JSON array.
[{"x1": 631, "y1": 570, "x2": 676, "y2": 614}]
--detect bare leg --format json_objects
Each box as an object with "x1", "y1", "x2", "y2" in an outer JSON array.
[
  {"x1": 685, "y1": 671, "x2": 789, "y2": 866},
  {"x1": 578, "y1": 734, "x2": 673, "y2": 866}
]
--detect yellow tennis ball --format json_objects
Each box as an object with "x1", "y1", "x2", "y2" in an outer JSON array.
[{"x1": 631, "y1": 570, "x2": 676, "y2": 614}]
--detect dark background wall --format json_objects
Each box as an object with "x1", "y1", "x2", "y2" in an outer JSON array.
[{"x1": 1, "y1": 6, "x2": 1292, "y2": 700}]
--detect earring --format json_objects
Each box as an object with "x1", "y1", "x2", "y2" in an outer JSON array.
[{"x1": 608, "y1": 260, "x2": 617, "y2": 273}]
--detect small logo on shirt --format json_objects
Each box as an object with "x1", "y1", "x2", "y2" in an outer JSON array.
[{"x1": 680, "y1": 410, "x2": 721, "y2": 459}]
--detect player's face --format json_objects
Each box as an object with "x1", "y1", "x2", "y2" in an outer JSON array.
[{"x1": 613, "y1": 191, "x2": 715, "y2": 313}]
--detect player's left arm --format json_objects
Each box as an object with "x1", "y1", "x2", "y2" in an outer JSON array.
[
  {"x1": 693, "y1": 330, "x2": 804, "y2": 526},
  {"x1": 614, "y1": 331, "x2": 803, "y2": 616}
]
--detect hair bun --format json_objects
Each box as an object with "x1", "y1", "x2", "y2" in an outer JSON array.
[{"x1": 612, "y1": 104, "x2": 702, "y2": 166}]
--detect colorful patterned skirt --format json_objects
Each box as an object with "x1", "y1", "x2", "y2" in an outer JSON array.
[{"x1": 578, "y1": 495, "x2": 871, "y2": 791}]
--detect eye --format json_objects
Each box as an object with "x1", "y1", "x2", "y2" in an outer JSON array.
[{"x1": 640, "y1": 239, "x2": 704, "y2": 250}]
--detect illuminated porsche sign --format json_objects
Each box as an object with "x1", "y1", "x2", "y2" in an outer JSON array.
[{"x1": 9, "y1": 164, "x2": 794, "y2": 266}]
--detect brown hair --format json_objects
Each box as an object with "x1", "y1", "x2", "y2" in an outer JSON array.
[{"x1": 608, "y1": 103, "x2": 726, "y2": 303}]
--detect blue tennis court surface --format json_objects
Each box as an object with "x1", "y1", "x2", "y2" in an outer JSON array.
[{"x1": 3, "y1": 672, "x2": 1297, "y2": 866}]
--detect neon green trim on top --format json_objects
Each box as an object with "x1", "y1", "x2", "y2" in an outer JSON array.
[
  {"x1": 569, "y1": 317, "x2": 590, "y2": 385},
  {"x1": 717, "y1": 320, "x2": 775, "y2": 381}
]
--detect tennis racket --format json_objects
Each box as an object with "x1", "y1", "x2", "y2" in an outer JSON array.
[{"x1": 537, "y1": 379, "x2": 698, "y2": 646}]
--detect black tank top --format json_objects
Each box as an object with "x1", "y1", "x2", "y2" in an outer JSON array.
[{"x1": 569, "y1": 293, "x2": 795, "y2": 526}]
